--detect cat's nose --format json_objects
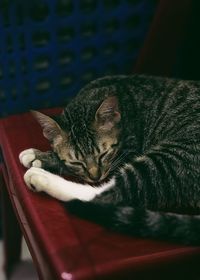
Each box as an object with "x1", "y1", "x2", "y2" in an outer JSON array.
[{"x1": 88, "y1": 167, "x2": 101, "y2": 182}]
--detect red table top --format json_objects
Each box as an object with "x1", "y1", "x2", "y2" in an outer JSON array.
[{"x1": 0, "y1": 109, "x2": 200, "y2": 280}]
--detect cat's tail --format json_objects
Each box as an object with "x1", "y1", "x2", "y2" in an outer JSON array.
[
  {"x1": 66, "y1": 202, "x2": 200, "y2": 245},
  {"x1": 111, "y1": 206, "x2": 200, "y2": 245}
]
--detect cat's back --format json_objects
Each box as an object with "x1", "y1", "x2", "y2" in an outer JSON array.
[
  {"x1": 77, "y1": 74, "x2": 200, "y2": 105},
  {"x1": 84, "y1": 75, "x2": 200, "y2": 154},
  {"x1": 68, "y1": 75, "x2": 200, "y2": 143},
  {"x1": 129, "y1": 76, "x2": 200, "y2": 144}
]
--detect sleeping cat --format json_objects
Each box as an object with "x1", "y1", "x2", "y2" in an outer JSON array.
[{"x1": 19, "y1": 75, "x2": 200, "y2": 245}]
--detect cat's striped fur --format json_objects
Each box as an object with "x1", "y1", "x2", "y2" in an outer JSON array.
[{"x1": 20, "y1": 75, "x2": 200, "y2": 245}]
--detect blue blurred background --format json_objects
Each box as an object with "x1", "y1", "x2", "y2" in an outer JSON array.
[{"x1": 0, "y1": 0, "x2": 157, "y2": 117}]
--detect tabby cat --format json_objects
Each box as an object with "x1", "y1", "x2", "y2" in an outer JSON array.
[{"x1": 19, "y1": 75, "x2": 200, "y2": 245}]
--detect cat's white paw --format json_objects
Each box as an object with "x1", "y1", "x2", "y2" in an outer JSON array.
[
  {"x1": 19, "y1": 148, "x2": 42, "y2": 168},
  {"x1": 24, "y1": 167, "x2": 49, "y2": 192}
]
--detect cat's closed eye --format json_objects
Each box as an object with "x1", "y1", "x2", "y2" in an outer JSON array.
[
  {"x1": 99, "y1": 151, "x2": 109, "y2": 162},
  {"x1": 99, "y1": 149, "x2": 116, "y2": 164},
  {"x1": 69, "y1": 161, "x2": 85, "y2": 168},
  {"x1": 111, "y1": 143, "x2": 119, "y2": 148}
]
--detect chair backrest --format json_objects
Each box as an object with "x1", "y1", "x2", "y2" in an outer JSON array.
[
  {"x1": 134, "y1": 0, "x2": 193, "y2": 77},
  {"x1": 0, "y1": 0, "x2": 158, "y2": 117}
]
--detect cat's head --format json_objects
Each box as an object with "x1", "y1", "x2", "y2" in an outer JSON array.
[{"x1": 32, "y1": 96, "x2": 121, "y2": 184}]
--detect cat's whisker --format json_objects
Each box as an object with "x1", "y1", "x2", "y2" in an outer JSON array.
[
  {"x1": 111, "y1": 150, "x2": 130, "y2": 165},
  {"x1": 108, "y1": 151, "x2": 130, "y2": 172},
  {"x1": 111, "y1": 152, "x2": 128, "y2": 166}
]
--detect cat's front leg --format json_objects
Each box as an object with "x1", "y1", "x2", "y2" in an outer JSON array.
[
  {"x1": 19, "y1": 149, "x2": 60, "y2": 172},
  {"x1": 19, "y1": 148, "x2": 42, "y2": 168},
  {"x1": 24, "y1": 167, "x2": 115, "y2": 202}
]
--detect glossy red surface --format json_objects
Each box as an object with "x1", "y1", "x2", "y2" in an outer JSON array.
[{"x1": 0, "y1": 109, "x2": 200, "y2": 280}]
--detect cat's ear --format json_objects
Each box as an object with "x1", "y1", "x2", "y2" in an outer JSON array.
[
  {"x1": 95, "y1": 96, "x2": 121, "y2": 130},
  {"x1": 31, "y1": 110, "x2": 62, "y2": 142}
]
